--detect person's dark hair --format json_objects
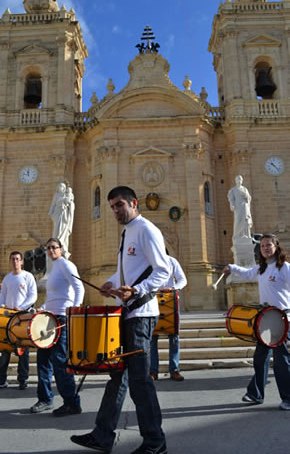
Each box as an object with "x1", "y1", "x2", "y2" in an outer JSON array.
[
  {"x1": 9, "y1": 251, "x2": 23, "y2": 260},
  {"x1": 258, "y1": 233, "x2": 286, "y2": 274},
  {"x1": 107, "y1": 186, "x2": 138, "y2": 203},
  {"x1": 46, "y1": 237, "x2": 62, "y2": 248}
]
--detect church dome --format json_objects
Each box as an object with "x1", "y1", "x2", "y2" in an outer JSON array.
[{"x1": 23, "y1": 0, "x2": 60, "y2": 13}]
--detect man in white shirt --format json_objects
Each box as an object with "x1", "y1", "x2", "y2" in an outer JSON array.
[
  {"x1": 0, "y1": 251, "x2": 37, "y2": 389},
  {"x1": 71, "y1": 186, "x2": 169, "y2": 454},
  {"x1": 150, "y1": 256, "x2": 187, "y2": 381}
]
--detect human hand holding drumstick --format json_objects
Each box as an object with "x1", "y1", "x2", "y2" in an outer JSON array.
[{"x1": 212, "y1": 266, "x2": 231, "y2": 291}]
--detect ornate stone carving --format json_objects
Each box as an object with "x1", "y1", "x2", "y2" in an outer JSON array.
[
  {"x1": 141, "y1": 161, "x2": 164, "y2": 187},
  {"x1": 23, "y1": 0, "x2": 60, "y2": 13}
]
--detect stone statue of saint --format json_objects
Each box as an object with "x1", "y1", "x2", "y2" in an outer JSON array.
[
  {"x1": 48, "y1": 182, "x2": 75, "y2": 258},
  {"x1": 227, "y1": 175, "x2": 253, "y2": 241}
]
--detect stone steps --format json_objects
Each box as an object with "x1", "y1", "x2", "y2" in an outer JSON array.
[{"x1": 4, "y1": 311, "x2": 256, "y2": 375}]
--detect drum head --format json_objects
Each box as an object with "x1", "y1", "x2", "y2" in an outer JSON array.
[
  {"x1": 256, "y1": 308, "x2": 288, "y2": 347},
  {"x1": 30, "y1": 312, "x2": 59, "y2": 348}
]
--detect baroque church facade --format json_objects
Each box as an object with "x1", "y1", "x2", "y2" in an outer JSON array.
[{"x1": 0, "y1": 0, "x2": 289, "y2": 310}]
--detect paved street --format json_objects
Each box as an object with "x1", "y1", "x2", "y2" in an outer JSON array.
[{"x1": 1, "y1": 368, "x2": 289, "y2": 454}]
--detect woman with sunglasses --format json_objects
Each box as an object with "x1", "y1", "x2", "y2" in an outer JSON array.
[
  {"x1": 223, "y1": 234, "x2": 290, "y2": 410},
  {"x1": 30, "y1": 237, "x2": 85, "y2": 416}
]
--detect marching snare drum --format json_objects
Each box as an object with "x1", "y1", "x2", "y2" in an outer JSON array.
[
  {"x1": 0, "y1": 307, "x2": 17, "y2": 352},
  {"x1": 6, "y1": 310, "x2": 61, "y2": 349},
  {"x1": 154, "y1": 290, "x2": 179, "y2": 336},
  {"x1": 67, "y1": 305, "x2": 124, "y2": 374},
  {"x1": 226, "y1": 304, "x2": 288, "y2": 348}
]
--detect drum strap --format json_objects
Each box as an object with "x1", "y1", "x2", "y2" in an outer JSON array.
[{"x1": 124, "y1": 266, "x2": 155, "y2": 313}]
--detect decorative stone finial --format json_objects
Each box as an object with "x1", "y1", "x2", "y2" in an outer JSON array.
[
  {"x1": 200, "y1": 86, "x2": 208, "y2": 102},
  {"x1": 23, "y1": 0, "x2": 60, "y2": 13},
  {"x1": 183, "y1": 75, "x2": 192, "y2": 91},
  {"x1": 106, "y1": 78, "x2": 115, "y2": 95},
  {"x1": 90, "y1": 92, "x2": 99, "y2": 107},
  {"x1": 136, "y1": 26, "x2": 160, "y2": 54}
]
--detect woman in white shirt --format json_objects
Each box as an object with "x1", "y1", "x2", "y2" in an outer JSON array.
[
  {"x1": 223, "y1": 234, "x2": 290, "y2": 410},
  {"x1": 30, "y1": 237, "x2": 84, "y2": 416}
]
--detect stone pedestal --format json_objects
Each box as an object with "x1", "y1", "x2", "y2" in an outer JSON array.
[
  {"x1": 225, "y1": 280, "x2": 259, "y2": 309},
  {"x1": 231, "y1": 237, "x2": 256, "y2": 267}
]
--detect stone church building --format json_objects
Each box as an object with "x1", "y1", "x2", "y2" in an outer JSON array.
[{"x1": 0, "y1": 0, "x2": 289, "y2": 310}]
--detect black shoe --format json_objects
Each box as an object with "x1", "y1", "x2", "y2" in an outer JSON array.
[
  {"x1": 53, "y1": 404, "x2": 82, "y2": 417},
  {"x1": 71, "y1": 433, "x2": 111, "y2": 453},
  {"x1": 242, "y1": 394, "x2": 263, "y2": 405},
  {"x1": 131, "y1": 442, "x2": 167, "y2": 454},
  {"x1": 30, "y1": 401, "x2": 54, "y2": 413},
  {"x1": 19, "y1": 382, "x2": 28, "y2": 390}
]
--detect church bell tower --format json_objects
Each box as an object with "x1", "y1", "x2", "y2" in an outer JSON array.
[
  {"x1": 0, "y1": 0, "x2": 88, "y2": 127},
  {"x1": 0, "y1": 0, "x2": 88, "y2": 270}
]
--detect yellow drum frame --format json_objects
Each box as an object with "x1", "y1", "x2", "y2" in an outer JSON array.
[
  {"x1": 154, "y1": 290, "x2": 179, "y2": 336},
  {"x1": 0, "y1": 307, "x2": 17, "y2": 352},
  {"x1": 67, "y1": 305, "x2": 124, "y2": 374}
]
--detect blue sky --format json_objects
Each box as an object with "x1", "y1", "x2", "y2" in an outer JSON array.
[{"x1": 1, "y1": 0, "x2": 222, "y2": 111}]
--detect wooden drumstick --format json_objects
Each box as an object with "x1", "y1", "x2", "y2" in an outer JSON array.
[
  {"x1": 212, "y1": 273, "x2": 225, "y2": 291},
  {"x1": 72, "y1": 274, "x2": 116, "y2": 299}
]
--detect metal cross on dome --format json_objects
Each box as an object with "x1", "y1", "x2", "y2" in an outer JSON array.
[{"x1": 136, "y1": 25, "x2": 160, "y2": 54}]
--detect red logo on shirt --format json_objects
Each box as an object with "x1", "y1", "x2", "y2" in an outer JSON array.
[{"x1": 127, "y1": 243, "x2": 136, "y2": 256}]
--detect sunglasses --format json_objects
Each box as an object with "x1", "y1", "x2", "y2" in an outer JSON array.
[{"x1": 46, "y1": 246, "x2": 61, "y2": 251}]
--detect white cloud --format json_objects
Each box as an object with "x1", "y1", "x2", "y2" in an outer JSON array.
[
  {"x1": 163, "y1": 34, "x2": 175, "y2": 57},
  {"x1": 112, "y1": 25, "x2": 121, "y2": 34}
]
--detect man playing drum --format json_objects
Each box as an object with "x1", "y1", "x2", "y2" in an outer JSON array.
[
  {"x1": 223, "y1": 234, "x2": 290, "y2": 410},
  {"x1": 71, "y1": 186, "x2": 169, "y2": 454},
  {"x1": 0, "y1": 251, "x2": 37, "y2": 390}
]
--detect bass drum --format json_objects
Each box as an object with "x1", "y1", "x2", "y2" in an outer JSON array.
[
  {"x1": 0, "y1": 307, "x2": 17, "y2": 352},
  {"x1": 226, "y1": 304, "x2": 288, "y2": 347},
  {"x1": 67, "y1": 305, "x2": 124, "y2": 374},
  {"x1": 7, "y1": 310, "x2": 61, "y2": 349},
  {"x1": 154, "y1": 290, "x2": 179, "y2": 336}
]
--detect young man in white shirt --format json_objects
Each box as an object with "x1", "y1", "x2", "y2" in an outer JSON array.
[{"x1": 0, "y1": 251, "x2": 37, "y2": 389}]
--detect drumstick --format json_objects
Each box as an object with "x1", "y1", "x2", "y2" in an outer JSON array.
[
  {"x1": 71, "y1": 274, "x2": 116, "y2": 299},
  {"x1": 34, "y1": 324, "x2": 66, "y2": 342},
  {"x1": 212, "y1": 273, "x2": 225, "y2": 291}
]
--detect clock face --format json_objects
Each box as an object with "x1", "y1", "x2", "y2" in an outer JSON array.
[
  {"x1": 264, "y1": 156, "x2": 284, "y2": 176},
  {"x1": 19, "y1": 166, "x2": 38, "y2": 184}
]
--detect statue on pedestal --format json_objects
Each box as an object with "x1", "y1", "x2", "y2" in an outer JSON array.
[
  {"x1": 48, "y1": 181, "x2": 75, "y2": 259},
  {"x1": 227, "y1": 175, "x2": 256, "y2": 269},
  {"x1": 227, "y1": 175, "x2": 253, "y2": 242}
]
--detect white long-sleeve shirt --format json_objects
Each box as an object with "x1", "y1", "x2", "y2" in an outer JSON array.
[
  {"x1": 0, "y1": 270, "x2": 37, "y2": 310},
  {"x1": 229, "y1": 262, "x2": 290, "y2": 310},
  {"x1": 41, "y1": 257, "x2": 85, "y2": 316},
  {"x1": 164, "y1": 256, "x2": 187, "y2": 290},
  {"x1": 108, "y1": 214, "x2": 170, "y2": 319}
]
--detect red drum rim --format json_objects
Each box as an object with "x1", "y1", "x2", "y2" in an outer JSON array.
[
  {"x1": 68, "y1": 305, "x2": 122, "y2": 315},
  {"x1": 255, "y1": 306, "x2": 288, "y2": 347}
]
